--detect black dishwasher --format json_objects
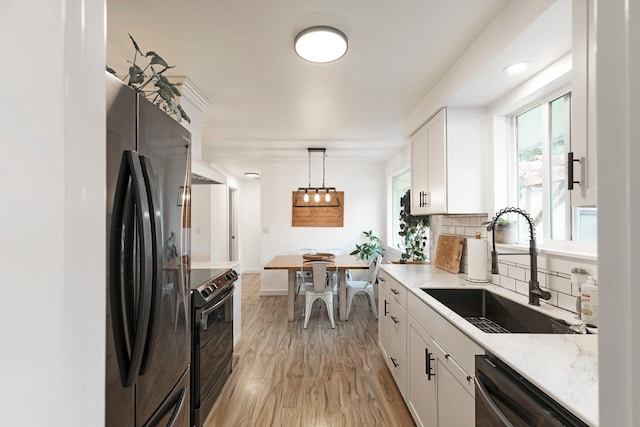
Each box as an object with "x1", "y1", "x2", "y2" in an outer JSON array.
[{"x1": 475, "y1": 354, "x2": 588, "y2": 427}]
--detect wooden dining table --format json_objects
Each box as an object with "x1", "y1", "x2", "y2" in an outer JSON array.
[{"x1": 264, "y1": 254, "x2": 369, "y2": 321}]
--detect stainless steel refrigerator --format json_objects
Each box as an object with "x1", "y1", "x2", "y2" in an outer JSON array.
[{"x1": 106, "y1": 72, "x2": 191, "y2": 427}]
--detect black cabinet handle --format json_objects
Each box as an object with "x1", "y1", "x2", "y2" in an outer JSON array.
[
  {"x1": 391, "y1": 357, "x2": 399, "y2": 368},
  {"x1": 466, "y1": 375, "x2": 472, "y2": 382},
  {"x1": 391, "y1": 288, "x2": 400, "y2": 295},
  {"x1": 444, "y1": 354, "x2": 450, "y2": 359},
  {"x1": 390, "y1": 315, "x2": 399, "y2": 324},
  {"x1": 425, "y1": 349, "x2": 435, "y2": 381},
  {"x1": 568, "y1": 151, "x2": 581, "y2": 190},
  {"x1": 384, "y1": 300, "x2": 389, "y2": 316}
]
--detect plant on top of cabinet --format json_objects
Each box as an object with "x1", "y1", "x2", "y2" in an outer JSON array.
[
  {"x1": 107, "y1": 34, "x2": 191, "y2": 124},
  {"x1": 350, "y1": 230, "x2": 385, "y2": 262},
  {"x1": 398, "y1": 190, "x2": 429, "y2": 263}
]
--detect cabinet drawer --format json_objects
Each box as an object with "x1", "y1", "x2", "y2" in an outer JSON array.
[
  {"x1": 389, "y1": 299, "x2": 407, "y2": 357},
  {"x1": 408, "y1": 291, "x2": 483, "y2": 375},
  {"x1": 389, "y1": 340, "x2": 407, "y2": 400},
  {"x1": 432, "y1": 339, "x2": 475, "y2": 398}
]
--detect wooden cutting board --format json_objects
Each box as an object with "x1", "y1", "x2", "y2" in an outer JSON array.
[{"x1": 434, "y1": 235, "x2": 465, "y2": 273}]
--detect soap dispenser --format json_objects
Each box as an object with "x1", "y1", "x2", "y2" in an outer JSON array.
[{"x1": 580, "y1": 276, "x2": 598, "y2": 326}]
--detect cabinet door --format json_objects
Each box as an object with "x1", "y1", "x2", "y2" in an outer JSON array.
[
  {"x1": 407, "y1": 323, "x2": 437, "y2": 427},
  {"x1": 377, "y1": 276, "x2": 391, "y2": 359},
  {"x1": 571, "y1": 0, "x2": 597, "y2": 206},
  {"x1": 436, "y1": 360, "x2": 475, "y2": 427},
  {"x1": 411, "y1": 108, "x2": 447, "y2": 215},
  {"x1": 425, "y1": 109, "x2": 447, "y2": 213},
  {"x1": 410, "y1": 124, "x2": 429, "y2": 215}
]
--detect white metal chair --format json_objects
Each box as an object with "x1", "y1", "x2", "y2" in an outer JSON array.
[
  {"x1": 345, "y1": 254, "x2": 382, "y2": 320},
  {"x1": 294, "y1": 248, "x2": 317, "y2": 297},
  {"x1": 302, "y1": 261, "x2": 337, "y2": 329},
  {"x1": 324, "y1": 248, "x2": 346, "y2": 289}
]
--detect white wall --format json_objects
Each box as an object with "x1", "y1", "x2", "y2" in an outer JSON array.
[
  {"x1": 1, "y1": 1, "x2": 105, "y2": 426},
  {"x1": 191, "y1": 185, "x2": 212, "y2": 261},
  {"x1": 597, "y1": 2, "x2": 640, "y2": 425},
  {"x1": 240, "y1": 178, "x2": 262, "y2": 272},
  {"x1": 259, "y1": 159, "x2": 386, "y2": 293}
]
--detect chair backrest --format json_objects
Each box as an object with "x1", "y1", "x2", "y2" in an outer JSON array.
[
  {"x1": 361, "y1": 254, "x2": 383, "y2": 285},
  {"x1": 302, "y1": 261, "x2": 337, "y2": 293}
]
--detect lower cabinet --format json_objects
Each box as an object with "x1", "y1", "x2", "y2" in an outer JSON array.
[
  {"x1": 408, "y1": 317, "x2": 476, "y2": 427},
  {"x1": 378, "y1": 272, "x2": 408, "y2": 400},
  {"x1": 407, "y1": 323, "x2": 437, "y2": 426}
]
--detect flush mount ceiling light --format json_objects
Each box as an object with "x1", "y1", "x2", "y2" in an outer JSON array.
[
  {"x1": 294, "y1": 26, "x2": 348, "y2": 63},
  {"x1": 294, "y1": 148, "x2": 341, "y2": 208},
  {"x1": 244, "y1": 172, "x2": 260, "y2": 179},
  {"x1": 503, "y1": 61, "x2": 530, "y2": 74}
]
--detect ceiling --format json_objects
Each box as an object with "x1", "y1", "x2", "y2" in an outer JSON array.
[{"x1": 106, "y1": 0, "x2": 571, "y2": 178}]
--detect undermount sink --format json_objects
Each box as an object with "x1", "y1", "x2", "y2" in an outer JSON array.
[{"x1": 421, "y1": 288, "x2": 583, "y2": 334}]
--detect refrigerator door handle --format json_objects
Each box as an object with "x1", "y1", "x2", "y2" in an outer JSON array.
[
  {"x1": 138, "y1": 155, "x2": 162, "y2": 375},
  {"x1": 142, "y1": 385, "x2": 187, "y2": 427},
  {"x1": 108, "y1": 150, "x2": 154, "y2": 388}
]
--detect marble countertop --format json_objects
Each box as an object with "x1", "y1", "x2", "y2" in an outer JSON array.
[
  {"x1": 380, "y1": 263, "x2": 598, "y2": 426},
  {"x1": 191, "y1": 260, "x2": 240, "y2": 271}
]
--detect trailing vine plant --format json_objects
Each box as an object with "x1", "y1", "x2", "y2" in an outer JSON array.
[
  {"x1": 107, "y1": 34, "x2": 190, "y2": 123},
  {"x1": 398, "y1": 189, "x2": 430, "y2": 263}
]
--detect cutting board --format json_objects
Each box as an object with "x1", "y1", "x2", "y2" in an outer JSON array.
[{"x1": 434, "y1": 235, "x2": 465, "y2": 273}]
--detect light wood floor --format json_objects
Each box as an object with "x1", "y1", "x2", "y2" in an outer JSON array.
[{"x1": 204, "y1": 273, "x2": 416, "y2": 427}]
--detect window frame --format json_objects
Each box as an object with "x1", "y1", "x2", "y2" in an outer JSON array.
[{"x1": 504, "y1": 85, "x2": 597, "y2": 254}]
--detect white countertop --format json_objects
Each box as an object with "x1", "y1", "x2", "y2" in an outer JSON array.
[
  {"x1": 380, "y1": 263, "x2": 598, "y2": 426},
  {"x1": 191, "y1": 260, "x2": 240, "y2": 270}
]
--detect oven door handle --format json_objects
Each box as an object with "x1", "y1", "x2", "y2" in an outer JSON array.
[
  {"x1": 474, "y1": 376, "x2": 515, "y2": 427},
  {"x1": 200, "y1": 287, "x2": 235, "y2": 330}
]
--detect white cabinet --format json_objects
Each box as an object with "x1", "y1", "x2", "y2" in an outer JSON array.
[
  {"x1": 410, "y1": 107, "x2": 485, "y2": 215},
  {"x1": 407, "y1": 322, "x2": 437, "y2": 427},
  {"x1": 378, "y1": 271, "x2": 408, "y2": 400},
  {"x1": 570, "y1": 0, "x2": 597, "y2": 206},
  {"x1": 407, "y1": 291, "x2": 483, "y2": 427}
]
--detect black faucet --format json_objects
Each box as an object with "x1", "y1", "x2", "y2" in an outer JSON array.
[{"x1": 489, "y1": 207, "x2": 551, "y2": 306}]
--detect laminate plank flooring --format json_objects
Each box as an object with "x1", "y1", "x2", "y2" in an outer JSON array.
[{"x1": 204, "y1": 273, "x2": 415, "y2": 427}]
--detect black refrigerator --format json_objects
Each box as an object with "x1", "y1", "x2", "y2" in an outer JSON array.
[{"x1": 106, "y1": 72, "x2": 191, "y2": 427}]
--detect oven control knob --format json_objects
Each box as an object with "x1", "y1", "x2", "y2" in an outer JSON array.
[{"x1": 201, "y1": 288, "x2": 211, "y2": 297}]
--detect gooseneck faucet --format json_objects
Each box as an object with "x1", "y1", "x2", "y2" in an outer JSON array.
[{"x1": 489, "y1": 207, "x2": 551, "y2": 306}]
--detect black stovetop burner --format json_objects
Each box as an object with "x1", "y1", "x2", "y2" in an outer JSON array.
[{"x1": 190, "y1": 268, "x2": 238, "y2": 309}]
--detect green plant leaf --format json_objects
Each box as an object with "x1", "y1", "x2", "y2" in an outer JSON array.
[
  {"x1": 177, "y1": 105, "x2": 191, "y2": 123},
  {"x1": 128, "y1": 65, "x2": 145, "y2": 85},
  {"x1": 128, "y1": 34, "x2": 143, "y2": 55},
  {"x1": 149, "y1": 53, "x2": 169, "y2": 68}
]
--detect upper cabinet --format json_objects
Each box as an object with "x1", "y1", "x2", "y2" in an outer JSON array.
[
  {"x1": 410, "y1": 108, "x2": 485, "y2": 215},
  {"x1": 570, "y1": 0, "x2": 597, "y2": 207}
]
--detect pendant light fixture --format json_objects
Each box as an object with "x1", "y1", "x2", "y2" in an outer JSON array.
[
  {"x1": 294, "y1": 148, "x2": 341, "y2": 208},
  {"x1": 294, "y1": 26, "x2": 348, "y2": 63}
]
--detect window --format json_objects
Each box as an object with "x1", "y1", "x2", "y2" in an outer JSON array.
[
  {"x1": 391, "y1": 170, "x2": 411, "y2": 250},
  {"x1": 513, "y1": 92, "x2": 597, "y2": 245}
]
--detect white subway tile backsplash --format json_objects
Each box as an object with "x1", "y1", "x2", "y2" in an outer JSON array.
[
  {"x1": 433, "y1": 214, "x2": 594, "y2": 315},
  {"x1": 508, "y1": 265, "x2": 526, "y2": 282},
  {"x1": 558, "y1": 292, "x2": 581, "y2": 314},
  {"x1": 515, "y1": 280, "x2": 528, "y2": 296},
  {"x1": 500, "y1": 276, "x2": 516, "y2": 291},
  {"x1": 547, "y1": 275, "x2": 572, "y2": 295}
]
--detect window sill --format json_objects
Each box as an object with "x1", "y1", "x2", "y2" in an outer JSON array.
[{"x1": 495, "y1": 242, "x2": 597, "y2": 262}]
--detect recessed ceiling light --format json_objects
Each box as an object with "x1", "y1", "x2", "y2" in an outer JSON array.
[
  {"x1": 244, "y1": 172, "x2": 260, "y2": 179},
  {"x1": 294, "y1": 26, "x2": 348, "y2": 63},
  {"x1": 503, "y1": 61, "x2": 530, "y2": 74}
]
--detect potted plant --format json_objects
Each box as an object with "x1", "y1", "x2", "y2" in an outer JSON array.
[
  {"x1": 398, "y1": 190, "x2": 429, "y2": 263},
  {"x1": 107, "y1": 34, "x2": 190, "y2": 123},
  {"x1": 350, "y1": 230, "x2": 385, "y2": 262},
  {"x1": 483, "y1": 218, "x2": 517, "y2": 244}
]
